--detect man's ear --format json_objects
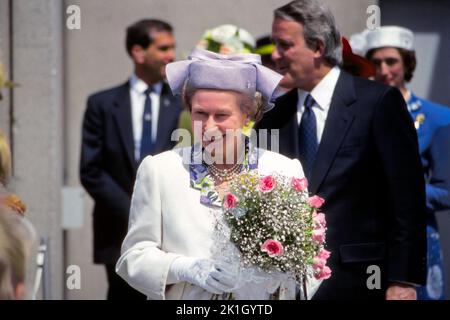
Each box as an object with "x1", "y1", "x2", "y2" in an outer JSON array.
[
  {"x1": 312, "y1": 40, "x2": 326, "y2": 59},
  {"x1": 130, "y1": 45, "x2": 145, "y2": 64}
]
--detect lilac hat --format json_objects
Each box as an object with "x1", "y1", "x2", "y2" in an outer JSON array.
[{"x1": 166, "y1": 48, "x2": 283, "y2": 112}]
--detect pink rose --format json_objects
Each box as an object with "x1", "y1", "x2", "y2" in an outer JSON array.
[
  {"x1": 313, "y1": 256, "x2": 326, "y2": 269},
  {"x1": 291, "y1": 177, "x2": 308, "y2": 192},
  {"x1": 261, "y1": 239, "x2": 284, "y2": 257},
  {"x1": 315, "y1": 265, "x2": 332, "y2": 280},
  {"x1": 318, "y1": 249, "x2": 331, "y2": 260},
  {"x1": 259, "y1": 176, "x2": 276, "y2": 193},
  {"x1": 308, "y1": 195, "x2": 325, "y2": 209},
  {"x1": 313, "y1": 212, "x2": 326, "y2": 228},
  {"x1": 313, "y1": 249, "x2": 331, "y2": 268},
  {"x1": 223, "y1": 193, "x2": 238, "y2": 209},
  {"x1": 312, "y1": 226, "x2": 326, "y2": 244}
]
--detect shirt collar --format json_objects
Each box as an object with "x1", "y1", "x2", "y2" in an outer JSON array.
[
  {"x1": 297, "y1": 66, "x2": 341, "y2": 111},
  {"x1": 129, "y1": 73, "x2": 163, "y2": 95},
  {"x1": 406, "y1": 90, "x2": 422, "y2": 112}
]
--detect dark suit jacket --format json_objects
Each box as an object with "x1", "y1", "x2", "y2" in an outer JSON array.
[
  {"x1": 80, "y1": 81, "x2": 182, "y2": 264},
  {"x1": 257, "y1": 71, "x2": 427, "y2": 299}
]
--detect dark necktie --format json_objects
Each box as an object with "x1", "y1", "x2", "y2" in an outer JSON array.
[
  {"x1": 298, "y1": 94, "x2": 318, "y2": 182},
  {"x1": 140, "y1": 87, "x2": 154, "y2": 162}
]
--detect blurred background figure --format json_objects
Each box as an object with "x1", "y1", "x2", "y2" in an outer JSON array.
[
  {"x1": 357, "y1": 25, "x2": 450, "y2": 300},
  {"x1": 79, "y1": 19, "x2": 182, "y2": 300},
  {"x1": 0, "y1": 131, "x2": 26, "y2": 215},
  {"x1": 0, "y1": 129, "x2": 34, "y2": 300},
  {"x1": 0, "y1": 130, "x2": 12, "y2": 187},
  {"x1": 0, "y1": 206, "x2": 36, "y2": 300},
  {"x1": 255, "y1": 35, "x2": 276, "y2": 71},
  {"x1": 177, "y1": 24, "x2": 257, "y2": 145}
]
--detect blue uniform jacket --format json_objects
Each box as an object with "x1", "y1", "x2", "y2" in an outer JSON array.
[{"x1": 408, "y1": 93, "x2": 450, "y2": 212}]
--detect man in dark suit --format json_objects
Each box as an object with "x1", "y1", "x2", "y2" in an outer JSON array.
[
  {"x1": 80, "y1": 19, "x2": 182, "y2": 299},
  {"x1": 257, "y1": 0, "x2": 427, "y2": 299}
]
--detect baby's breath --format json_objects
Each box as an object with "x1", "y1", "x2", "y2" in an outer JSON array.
[{"x1": 223, "y1": 171, "x2": 326, "y2": 282}]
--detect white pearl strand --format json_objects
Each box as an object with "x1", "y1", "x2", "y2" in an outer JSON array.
[{"x1": 207, "y1": 162, "x2": 243, "y2": 183}]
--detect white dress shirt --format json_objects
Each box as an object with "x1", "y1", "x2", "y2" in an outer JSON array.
[
  {"x1": 297, "y1": 66, "x2": 341, "y2": 143},
  {"x1": 129, "y1": 74, "x2": 163, "y2": 161}
]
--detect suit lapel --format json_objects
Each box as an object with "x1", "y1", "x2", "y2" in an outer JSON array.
[
  {"x1": 284, "y1": 91, "x2": 301, "y2": 158},
  {"x1": 112, "y1": 82, "x2": 137, "y2": 171},
  {"x1": 154, "y1": 83, "x2": 176, "y2": 152},
  {"x1": 310, "y1": 72, "x2": 356, "y2": 194}
]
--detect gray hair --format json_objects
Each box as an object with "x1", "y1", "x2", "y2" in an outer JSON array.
[{"x1": 274, "y1": 0, "x2": 342, "y2": 66}]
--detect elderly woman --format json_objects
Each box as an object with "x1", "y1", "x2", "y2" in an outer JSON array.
[{"x1": 116, "y1": 48, "x2": 320, "y2": 300}]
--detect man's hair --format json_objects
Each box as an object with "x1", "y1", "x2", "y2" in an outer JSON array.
[
  {"x1": 366, "y1": 48, "x2": 417, "y2": 82},
  {"x1": 125, "y1": 19, "x2": 173, "y2": 56},
  {"x1": 274, "y1": 0, "x2": 342, "y2": 66}
]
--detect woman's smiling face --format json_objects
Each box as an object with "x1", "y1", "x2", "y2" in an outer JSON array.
[{"x1": 190, "y1": 89, "x2": 249, "y2": 161}]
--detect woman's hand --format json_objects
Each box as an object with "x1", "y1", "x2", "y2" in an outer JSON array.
[{"x1": 169, "y1": 257, "x2": 239, "y2": 294}]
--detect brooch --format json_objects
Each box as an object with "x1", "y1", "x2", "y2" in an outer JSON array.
[{"x1": 414, "y1": 113, "x2": 425, "y2": 130}]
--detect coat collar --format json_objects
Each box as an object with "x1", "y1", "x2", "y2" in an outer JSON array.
[
  {"x1": 406, "y1": 91, "x2": 422, "y2": 112},
  {"x1": 189, "y1": 138, "x2": 258, "y2": 207}
]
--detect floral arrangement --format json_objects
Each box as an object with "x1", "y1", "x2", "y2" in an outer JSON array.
[
  {"x1": 222, "y1": 171, "x2": 332, "y2": 285},
  {"x1": 196, "y1": 24, "x2": 256, "y2": 55}
]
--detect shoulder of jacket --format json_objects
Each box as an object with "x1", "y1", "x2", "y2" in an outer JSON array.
[
  {"x1": 88, "y1": 82, "x2": 129, "y2": 102},
  {"x1": 258, "y1": 148, "x2": 297, "y2": 165},
  {"x1": 152, "y1": 148, "x2": 189, "y2": 165}
]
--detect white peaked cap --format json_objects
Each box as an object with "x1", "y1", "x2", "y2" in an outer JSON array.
[{"x1": 365, "y1": 26, "x2": 414, "y2": 53}]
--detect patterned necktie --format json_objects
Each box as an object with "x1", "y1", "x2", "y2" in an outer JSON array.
[
  {"x1": 140, "y1": 87, "x2": 154, "y2": 162},
  {"x1": 298, "y1": 94, "x2": 318, "y2": 182}
]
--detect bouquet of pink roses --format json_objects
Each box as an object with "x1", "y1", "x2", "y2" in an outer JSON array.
[{"x1": 222, "y1": 171, "x2": 332, "y2": 290}]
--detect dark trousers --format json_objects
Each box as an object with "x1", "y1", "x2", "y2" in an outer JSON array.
[{"x1": 105, "y1": 264, "x2": 147, "y2": 300}]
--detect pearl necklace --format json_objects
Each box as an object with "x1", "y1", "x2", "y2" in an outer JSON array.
[{"x1": 207, "y1": 163, "x2": 243, "y2": 183}]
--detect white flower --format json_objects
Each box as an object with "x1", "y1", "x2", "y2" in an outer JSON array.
[
  {"x1": 210, "y1": 24, "x2": 239, "y2": 43},
  {"x1": 231, "y1": 207, "x2": 247, "y2": 219}
]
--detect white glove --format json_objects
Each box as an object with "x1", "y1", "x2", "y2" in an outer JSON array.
[{"x1": 168, "y1": 256, "x2": 239, "y2": 294}]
